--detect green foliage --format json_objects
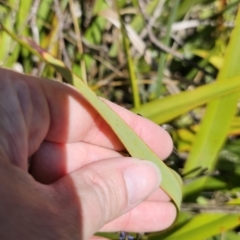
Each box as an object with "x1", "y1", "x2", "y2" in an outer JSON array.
[{"x1": 1, "y1": 0, "x2": 240, "y2": 239}]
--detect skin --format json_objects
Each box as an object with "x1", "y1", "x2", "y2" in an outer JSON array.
[{"x1": 0, "y1": 67, "x2": 176, "y2": 240}]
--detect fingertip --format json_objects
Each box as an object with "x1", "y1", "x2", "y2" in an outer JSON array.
[
  {"x1": 134, "y1": 117, "x2": 174, "y2": 160},
  {"x1": 123, "y1": 160, "x2": 161, "y2": 211},
  {"x1": 153, "y1": 201, "x2": 177, "y2": 230},
  {"x1": 100, "y1": 201, "x2": 177, "y2": 232},
  {"x1": 159, "y1": 128, "x2": 173, "y2": 159}
]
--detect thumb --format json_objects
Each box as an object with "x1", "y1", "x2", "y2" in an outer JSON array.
[{"x1": 52, "y1": 157, "x2": 161, "y2": 240}]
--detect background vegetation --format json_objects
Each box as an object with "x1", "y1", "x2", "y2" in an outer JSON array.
[{"x1": 1, "y1": 0, "x2": 240, "y2": 239}]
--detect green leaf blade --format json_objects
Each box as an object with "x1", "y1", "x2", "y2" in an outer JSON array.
[
  {"x1": 163, "y1": 213, "x2": 240, "y2": 240},
  {"x1": 183, "y1": 9, "x2": 240, "y2": 177},
  {"x1": 131, "y1": 77, "x2": 240, "y2": 125}
]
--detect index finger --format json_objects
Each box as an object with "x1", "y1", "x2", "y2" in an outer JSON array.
[
  {"x1": 4, "y1": 68, "x2": 173, "y2": 159},
  {"x1": 41, "y1": 79, "x2": 173, "y2": 159}
]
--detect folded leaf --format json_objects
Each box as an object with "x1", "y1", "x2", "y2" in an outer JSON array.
[{"x1": 1, "y1": 24, "x2": 183, "y2": 209}]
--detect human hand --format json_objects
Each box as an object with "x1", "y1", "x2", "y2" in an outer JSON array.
[{"x1": 0, "y1": 67, "x2": 176, "y2": 239}]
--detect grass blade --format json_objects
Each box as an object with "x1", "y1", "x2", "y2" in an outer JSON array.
[
  {"x1": 131, "y1": 75, "x2": 240, "y2": 125},
  {"x1": 108, "y1": 4, "x2": 141, "y2": 108},
  {"x1": 183, "y1": 9, "x2": 240, "y2": 177},
  {"x1": 161, "y1": 213, "x2": 240, "y2": 240},
  {"x1": 153, "y1": 0, "x2": 180, "y2": 98}
]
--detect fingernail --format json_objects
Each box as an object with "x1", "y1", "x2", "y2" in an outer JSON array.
[{"x1": 123, "y1": 160, "x2": 161, "y2": 206}]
